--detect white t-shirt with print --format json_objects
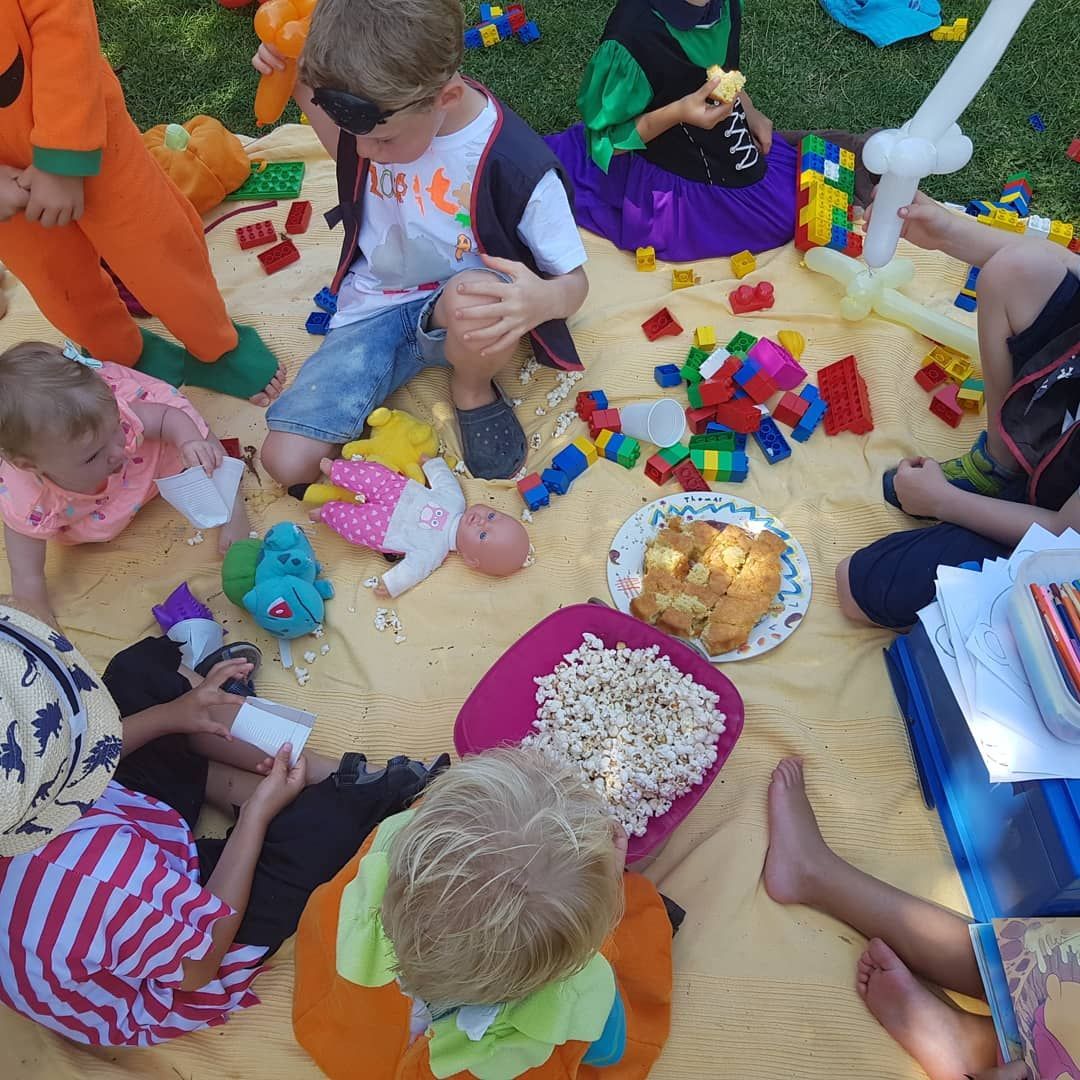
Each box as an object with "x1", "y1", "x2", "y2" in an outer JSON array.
[{"x1": 331, "y1": 99, "x2": 587, "y2": 329}]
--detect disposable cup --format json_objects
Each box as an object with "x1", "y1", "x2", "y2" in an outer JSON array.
[{"x1": 618, "y1": 398, "x2": 686, "y2": 447}]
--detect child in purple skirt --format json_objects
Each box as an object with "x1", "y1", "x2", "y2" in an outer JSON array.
[{"x1": 546, "y1": 0, "x2": 872, "y2": 262}]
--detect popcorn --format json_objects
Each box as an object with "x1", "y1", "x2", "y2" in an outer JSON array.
[
  {"x1": 375, "y1": 608, "x2": 406, "y2": 642},
  {"x1": 545, "y1": 369, "x2": 584, "y2": 409},
  {"x1": 522, "y1": 634, "x2": 724, "y2": 837},
  {"x1": 552, "y1": 410, "x2": 576, "y2": 439},
  {"x1": 185, "y1": 531, "x2": 205, "y2": 547},
  {"x1": 529, "y1": 432, "x2": 543, "y2": 451},
  {"x1": 363, "y1": 576, "x2": 380, "y2": 589},
  {"x1": 320, "y1": 644, "x2": 331, "y2": 655},
  {"x1": 294, "y1": 665, "x2": 310, "y2": 686},
  {"x1": 535, "y1": 406, "x2": 547, "y2": 417},
  {"x1": 313, "y1": 625, "x2": 325, "y2": 638},
  {"x1": 521, "y1": 508, "x2": 533, "y2": 523},
  {"x1": 303, "y1": 650, "x2": 317, "y2": 664},
  {"x1": 519, "y1": 358, "x2": 540, "y2": 384}
]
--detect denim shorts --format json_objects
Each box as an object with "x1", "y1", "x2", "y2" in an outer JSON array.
[{"x1": 266, "y1": 290, "x2": 449, "y2": 444}]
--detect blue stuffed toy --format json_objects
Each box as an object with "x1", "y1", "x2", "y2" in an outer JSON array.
[{"x1": 222, "y1": 523, "x2": 335, "y2": 640}]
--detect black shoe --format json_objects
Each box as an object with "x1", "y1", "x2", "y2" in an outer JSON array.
[
  {"x1": 195, "y1": 642, "x2": 262, "y2": 697},
  {"x1": 333, "y1": 752, "x2": 450, "y2": 800}
]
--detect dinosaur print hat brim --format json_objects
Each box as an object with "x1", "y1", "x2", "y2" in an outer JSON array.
[{"x1": 0, "y1": 604, "x2": 122, "y2": 857}]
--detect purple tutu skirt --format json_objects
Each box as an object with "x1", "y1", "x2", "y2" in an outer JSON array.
[{"x1": 544, "y1": 123, "x2": 797, "y2": 262}]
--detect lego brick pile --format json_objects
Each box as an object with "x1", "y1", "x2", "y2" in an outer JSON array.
[{"x1": 0, "y1": 124, "x2": 976, "y2": 1080}]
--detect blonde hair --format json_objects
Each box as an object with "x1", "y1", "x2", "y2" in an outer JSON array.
[
  {"x1": 0, "y1": 342, "x2": 116, "y2": 463},
  {"x1": 299, "y1": 0, "x2": 464, "y2": 112},
  {"x1": 382, "y1": 746, "x2": 624, "y2": 1008}
]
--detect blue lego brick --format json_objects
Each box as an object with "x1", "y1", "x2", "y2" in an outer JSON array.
[
  {"x1": 494, "y1": 14, "x2": 511, "y2": 36},
  {"x1": 964, "y1": 266, "x2": 981, "y2": 291},
  {"x1": 516, "y1": 19, "x2": 541, "y2": 43},
  {"x1": 733, "y1": 359, "x2": 760, "y2": 387},
  {"x1": 1029, "y1": 113, "x2": 1046, "y2": 133},
  {"x1": 799, "y1": 384, "x2": 821, "y2": 403},
  {"x1": 479, "y1": 3, "x2": 493, "y2": 19},
  {"x1": 552, "y1": 444, "x2": 588, "y2": 481},
  {"x1": 313, "y1": 287, "x2": 338, "y2": 314},
  {"x1": 965, "y1": 200, "x2": 993, "y2": 217},
  {"x1": 654, "y1": 364, "x2": 682, "y2": 388},
  {"x1": 588, "y1": 390, "x2": 609, "y2": 410},
  {"x1": 791, "y1": 399, "x2": 828, "y2": 443},
  {"x1": 521, "y1": 485, "x2": 549, "y2": 512},
  {"x1": 464, "y1": 27, "x2": 483, "y2": 48},
  {"x1": 603, "y1": 432, "x2": 626, "y2": 462},
  {"x1": 826, "y1": 142, "x2": 840, "y2": 162},
  {"x1": 541, "y1": 467, "x2": 571, "y2": 495},
  {"x1": 801, "y1": 152, "x2": 824, "y2": 173},
  {"x1": 954, "y1": 293, "x2": 978, "y2": 313},
  {"x1": 828, "y1": 226, "x2": 849, "y2": 250},
  {"x1": 305, "y1": 310, "x2": 331, "y2": 335},
  {"x1": 752, "y1": 417, "x2": 791, "y2": 464}
]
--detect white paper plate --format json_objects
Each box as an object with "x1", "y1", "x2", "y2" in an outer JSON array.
[{"x1": 607, "y1": 492, "x2": 812, "y2": 661}]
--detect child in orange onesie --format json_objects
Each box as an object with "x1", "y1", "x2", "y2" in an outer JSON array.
[
  {"x1": 0, "y1": 0, "x2": 284, "y2": 404},
  {"x1": 293, "y1": 747, "x2": 677, "y2": 1080}
]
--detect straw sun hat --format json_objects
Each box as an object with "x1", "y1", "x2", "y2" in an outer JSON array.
[{"x1": 0, "y1": 603, "x2": 122, "y2": 858}]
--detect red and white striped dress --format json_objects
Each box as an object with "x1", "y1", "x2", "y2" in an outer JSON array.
[{"x1": 0, "y1": 782, "x2": 266, "y2": 1046}]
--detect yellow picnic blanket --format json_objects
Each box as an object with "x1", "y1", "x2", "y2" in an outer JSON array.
[{"x1": 1, "y1": 124, "x2": 982, "y2": 1079}]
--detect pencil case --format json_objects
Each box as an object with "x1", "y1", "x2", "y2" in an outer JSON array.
[{"x1": 1008, "y1": 550, "x2": 1080, "y2": 743}]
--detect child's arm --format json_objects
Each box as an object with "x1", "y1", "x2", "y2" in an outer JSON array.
[
  {"x1": 4, "y1": 526, "x2": 52, "y2": 619},
  {"x1": 893, "y1": 458, "x2": 1080, "y2": 546},
  {"x1": 130, "y1": 400, "x2": 225, "y2": 477},
  {"x1": 251, "y1": 45, "x2": 339, "y2": 160},
  {"x1": 18, "y1": 0, "x2": 110, "y2": 226}
]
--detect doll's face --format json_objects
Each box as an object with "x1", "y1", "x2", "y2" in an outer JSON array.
[{"x1": 456, "y1": 506, "x2": 530, "y2": 578}]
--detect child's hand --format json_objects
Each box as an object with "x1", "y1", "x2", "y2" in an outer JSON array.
[
  {"x1": 454, "y1": 255, "x2": 552, "y2": 356},
  {"x1": 172, "y1": 659, "x2": 255, "y2": 740},
  {"x1": 865, "y1": 190, "x2": 952, "y2": 253},
  {"x1": 243, "y1": 745, "x2": 308, "y2": 825},
  {"x1": 252, "y1": 42, "x2": 287, "y2": 75},
  {"x1": 0, "y1": 166, "x2": 29, "y2": 222},
  {"x1": 180, "y1": 437, "x2": 226, "y2": 477},
  {"x1": 16, "y1": 167, "x2": 84, "y2": 228},
  {"x1": 742, "y1": 97, "x2": 774, "y2": 155},
  {"x1": 893, "y1": 457, "x2": 949, "y2": 518},
  {"x1": 676, "y1": 76, "x2": 735, "y2": 131}
]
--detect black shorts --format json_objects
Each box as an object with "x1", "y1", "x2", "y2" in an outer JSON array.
[
  {"x1": 105, "y1": 637, "x2": 427, "y2": 954},
  {"x1": 847, "y1": 270, "x2": 1080, "y2": 629}
]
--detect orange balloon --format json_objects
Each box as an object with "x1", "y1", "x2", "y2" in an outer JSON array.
[
  {"x1": 277, "y1": 19, "x2": 309, "y2": 59},
  {"x1": 255, "y1": 61, "x2": 296, "y2": 126}
]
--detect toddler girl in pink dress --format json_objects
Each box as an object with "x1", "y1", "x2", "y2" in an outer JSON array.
[{"x1": 0, "y1": 341, "x2": 248, "y2": 618}]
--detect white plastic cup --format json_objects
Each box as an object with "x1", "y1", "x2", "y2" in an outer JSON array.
[{"x1": 618, "y1": 399, "x2": 687, "y2": 447}]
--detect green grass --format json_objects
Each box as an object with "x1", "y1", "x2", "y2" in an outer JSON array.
[{"x1": 97, "y1": 0, "x2": 1080, "y2": 217}]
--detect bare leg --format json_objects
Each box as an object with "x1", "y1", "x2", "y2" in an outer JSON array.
[
  {"x1": 763, "y1": 758, "x2": 984, "y2": 999},
  {"x1": 204, "y1": 759, "x2": 264, "y2": 813},
  {"x1": 217, "y1": 495, "x2": 251, "y2": 556},
  {"x1": 261, "y1": 429, "x2": 338, "y2": 488},
  {"x1": 834, "y1": 556, "x2": 892, "y2": 628},
  {"x1": 975, "y1": 245, "x2": 1074, "y2": 468}
]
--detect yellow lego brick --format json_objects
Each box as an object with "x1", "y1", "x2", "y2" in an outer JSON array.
[
  {"x1": 490, "y1": 4, "x2": 503, "y2": 13},
  {"x1": 979, "y1": 207, "x2": 1026, "y2": 234},
  {"x1": 594, "y1": 429, "x2": 614, "y2": 452},
  {"x1": 635, "y1": 246, "x2": 656, "y2": 271},
  {"x1": 923, "y1": 346, "x2": 974, "y2": 385},
  {"x1": 572, "y1": 436, "x2": 598, "y2": 466},
  {"x1": 839, "y1": 148, "x2": 855, "y2": 170},
  {"x1": 730, "y1": 250, "x2": 756, "y2": 279},
  {"x1": 672, "y1": 268, "x2": 698, "y2": 289},
  {"x1": 799, "y1": 169, "x2": 825, "y2": 189},
  {"x1": 694, "y1": 325, "x2": 717, "y2": 349},
  {"x1": 957, "y1": 387, "x2": 984, "y2": 413},
  {"x1": 479, "y1": 23, "x2": 500, "y2": 46},
  {"x1": 958, "y1": 288, "x2": 977, "y2": 300},
  {"x1": 1049, "y1": 220, "x2": 1075, "y2": 246}
]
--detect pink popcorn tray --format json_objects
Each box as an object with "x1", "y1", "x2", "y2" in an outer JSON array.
[{"x1": 454, "y1": 603, "x2": 745, "y2": 863}]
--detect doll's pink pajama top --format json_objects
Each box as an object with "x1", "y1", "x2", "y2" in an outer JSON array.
[
  {"x1": 321, "y1": 457, "x2": 466, "y2": 597},
  {"x1": 0, "y1": 363, "x2": 207, "y2": 543}
]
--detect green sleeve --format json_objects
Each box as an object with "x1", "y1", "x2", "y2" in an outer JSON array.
[
  {"x1": 577, "y1": 40, "x2": 653, "y2": 173},
  {"x1": 31, "y1": 146, "x2": 102, "y2": 177}
]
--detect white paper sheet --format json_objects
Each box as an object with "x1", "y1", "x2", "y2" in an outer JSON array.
[
  {"x1": 156, "y1": 456, "x2": 244, "y2": 529},
  {"x1": 231, "y1": 696, "x2": 315, "y2": 765}
]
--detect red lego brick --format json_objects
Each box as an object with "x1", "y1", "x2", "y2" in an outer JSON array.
[
  {"x1": 697, "y1": 377, "x2": 736, "y2": 408},
  {"x1": 729, "y1": 281, "x2": 775, "y2": 315},
  {"x1": 915, "y1": 362, "x2": 948, "y2": 392},
  {"x1": 645, "y1": 453, "x2": 676, "y2": 485},
  {"x1": 257, "y1": 238, "x2": 300, "y2": 274},
  {"x1": 742, "y1": 370, "x2": 778, "y2": 405},
  {"x1": 236, "y1": 219, "x2": 277, "y2": 250},
  {"x1": 1069, "y1": 138, "x2": 1080, "y2": 163},
  {"x1": 285, "y1": 200, "x2": 312, "y2": 234},
  {"x1": 685, "y1": 405, "x2": 719, "y2": 434},
  {"x1": 507, "y1": 6, "x2": 526, "y2": 30},
  {"x1": 642, "y1": 307, "x2": 683, "y2": 341},
  {"x1": 516, "y1": 473, "x2": 545, "y2": 496},
  {"x1": 588, "y1": 408, "x2": 622, "y2": 438},
  {"x1": 220, "y1": 438, "x2": 242, "y2": 459},
  {"x1": 844, "y1": 232, "x2": 864, "y2": 257},
  {"x1": 575, "y1": 390, "x2": 599, "y2": 422},
  {"x1": 930, "y1": 383, "x2": 964, "y2": 428},
  {"x1": 673, "y1": 458, "x2": 710, "y2": 492},
  {"x1": 772, "y1": 392, "x2": 809, "y2": 429},
  {"x1": 1070, "y1": 236, "x2": 1080, "y2": 254},
  {"x1": 818, "y1": 354, "x2": 873, "y2": 436},
  {"x1": 713, "y1": 399, "x2": 762, "y2": 433}
]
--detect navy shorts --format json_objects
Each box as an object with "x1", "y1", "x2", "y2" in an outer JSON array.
[{"x1": 848, "y1": 268, "x2": 1080, "y2": 628}]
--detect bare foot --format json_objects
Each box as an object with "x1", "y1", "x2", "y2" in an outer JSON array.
[
  {"x1": 858, "y1": 938, "x2": 999, "y2": 1080},
  {"x1": 763, "y1": 757, "x2": 838, "y2": 905},
  {"x1": 218, "y1": 501, "x2": 251, "y2": 556},
  {"x1": 248, "y1": 362, "x2": 287, "y2": 407}
]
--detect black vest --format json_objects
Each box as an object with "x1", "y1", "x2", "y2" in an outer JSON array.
[
  {"x1": 326, "y1": 83, "x2": 583, "y2": 372},
  {"x1": 601, "y1": 0, "x2": 767, "y2": 188}
]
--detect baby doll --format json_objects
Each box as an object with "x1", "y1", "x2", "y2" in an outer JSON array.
[
  {"x1": 309, "y1": 456, "x2": 530, "y2": 598},
  {"x1": 0, "y1": 340, "x2": 248, "y2": 618}
]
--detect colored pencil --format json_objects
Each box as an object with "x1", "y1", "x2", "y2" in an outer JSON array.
[
  {"x1": 1030, "y1": 584, "x2": 1080, "y2": 695},
  {"x1": 1053, "y1": 584, "x2": 1080, "y2": 645},
  {"x1": 1062, "y1": 582, "x2": 1080, "y2": 634}
]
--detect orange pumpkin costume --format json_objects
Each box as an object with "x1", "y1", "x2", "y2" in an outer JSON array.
[
  {"x1": 0, "y1": 0, "x2": 275, "y2": 398},
  {"x1": 293, "y1": 826, "x2": 674, "y2": 1080}
]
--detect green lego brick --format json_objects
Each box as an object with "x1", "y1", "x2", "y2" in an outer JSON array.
[
  {"x1": 658, "y1": 444, "x2": 690, "y2": 465},
  {"x1": 832, "y1": 207, "x2": 848, "y2": 226},
  {"x1": 225, "y1": 161, "x2": 307, "y2": 201},
  {"x1": 1005, "y1": 170, "x2": 1033, "y2": 187},
  {"x1": 716, "y1": 451, "x2": 733, "y2": 470},
  {"x1": 802, "y1": 134, "x2": 827, "y2": 156},
  {"x1": 685, "y1": 346, "x2": 709, "y2": 368},
  {"x1": 726, "y1": 331, "x2": 757, "y2": 354},
  {"x1": 616, "y1": 437, "x2": 640, "y2": 468},
  {"x1": 690, "y1": 448, "x2": 707, "y2": 469},
  {"x1": 961, "y1": 377, "x2": 985, "y2": 392},
  {"x1": 681, "y1": 362, "x2": 703, "y2": 385},
  {"x1": 689, "y1": 431, "x2": 736, "y2": 452},
  {"x1": 687, "y1": 383, "x2": 705, "y2": 408},
  {"x1": 837, "y1": 168, "x2": 855, "y2": 195}
]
